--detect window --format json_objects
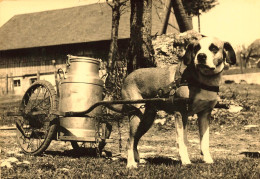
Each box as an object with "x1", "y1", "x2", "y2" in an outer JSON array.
[
  {"x1": 14, "y1": 79, "x2": 21, "y2": 87},
  {"x1": 30, "y1": 78, "x2": 37, "y2": 84}
]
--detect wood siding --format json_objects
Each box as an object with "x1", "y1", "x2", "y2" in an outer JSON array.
[{"x1": 0, "y1": 40, "x2": 128, "y2": 95}]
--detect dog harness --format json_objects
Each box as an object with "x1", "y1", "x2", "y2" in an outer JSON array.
[
  {"x1": 177, "y1": 63, "x2": 220, "y2": 93},
  {"x1": 156, "y1": 62, "x2": 220, "y2": 98}
]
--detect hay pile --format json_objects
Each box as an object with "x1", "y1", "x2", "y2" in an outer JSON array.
[{"x1": 152, "y1": 30, "x2": 203, "y2": 67}]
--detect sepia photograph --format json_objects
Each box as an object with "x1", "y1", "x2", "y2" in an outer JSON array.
[{"x1": 0, "y1": 0, "x2": 259, "y2": 178}]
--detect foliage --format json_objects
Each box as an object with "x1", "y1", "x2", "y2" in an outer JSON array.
[
  {"x1": 182, "y1": 0, "x2": 219, "y2": 16},
  {"x1": 104, "y1": 60, "x2": 127, "y2": 100},
  {"x1": 239, "y1": 39, "x2": 260, "y2": 68},
  {"x1": 249, "y1": 39, "x2": 260, "y2": 58},
  {"x1": 237, "y1": 39, "x2": 260, "y2": 68}
]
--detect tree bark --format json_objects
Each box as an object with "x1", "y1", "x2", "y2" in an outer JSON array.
[
  {"x1": 172, "y1": 0, "x2": 193, "y2": 32},
  {"x1": 105, "y1": 0, "x2": 124, "y2": 99},
  {"x1": 107, "y1": 1, "x2": 121, "y2": 71},
  {"x1": 127, "y1": 0, "x2": 155, "y2": 73}
]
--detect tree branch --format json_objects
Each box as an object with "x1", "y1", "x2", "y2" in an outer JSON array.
[
  {"x1": 119, "y1": 0, "x2": 128, "y2": 6},
  {"x1": 106, "y1": 0, "x2": 114, "y2": 8}
]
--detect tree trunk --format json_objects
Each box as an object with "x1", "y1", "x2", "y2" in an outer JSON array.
[
  {"x1": 127, "y1": 0, "x2": 155, "y2": 73},
  {"x1": 105, "y1": 0, "x2": 122, "y2": 99},
  {"x1": 107, "y1": 2, "x2": 121, "y2": 71},
  {"x1": 172, "y1": 0, "x2": 193, "y2": 32}
]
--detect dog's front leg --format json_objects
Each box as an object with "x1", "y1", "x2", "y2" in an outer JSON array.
[
  {"x1": 174, "y1": 112, "x2": 191, "y2": 165},
  {"x1": 198, "y1": 109, "x2": 214, "y2": 164}
]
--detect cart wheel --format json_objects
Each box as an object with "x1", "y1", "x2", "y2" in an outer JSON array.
[{"x1": 16, "y1": 80, "x2": 58, "y2": 155}]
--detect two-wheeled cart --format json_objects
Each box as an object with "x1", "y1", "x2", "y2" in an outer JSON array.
[{"x1": 8, "y1": 56, "x2": 227, "y2": 156}]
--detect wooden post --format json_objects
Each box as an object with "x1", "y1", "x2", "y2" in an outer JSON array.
[
  {"x1": 240, "y1": 53, "x2": 244, "y2": 74},
  {"x1": 37, "y1": 71, "x2": 40, "y2": 80},
  {"x1": 52, "y1": 60, "x2": 60, "y2": 97},
  {"x1": 160, "y1": 0, "x2": 173, "y2": 35},
  {"x1": 5, "y1": 74, "x2": 8, "y2": 94},
  {"x1": 10, "y1": 73, "x2": 14, "y2": 93}
]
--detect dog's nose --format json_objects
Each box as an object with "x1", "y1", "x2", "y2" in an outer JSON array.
[{"x1": 197, "y1": 53, "x2": 207, "y2": 64}]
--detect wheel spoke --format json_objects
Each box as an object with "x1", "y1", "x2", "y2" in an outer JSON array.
[
  {"x1": 16, "y1": 81, "x2": 57, "y2": 155},
  {"x1": 31, "y1": 96, "x2": 51, "y2": 112}
]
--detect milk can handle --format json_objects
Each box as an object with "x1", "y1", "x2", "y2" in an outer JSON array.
[
  {"x1": 67, "y1": 54, "x2": 72, "y2": 67},
  {"x1": 57, "y1": 68, "x2": 66, "y2": 80}
]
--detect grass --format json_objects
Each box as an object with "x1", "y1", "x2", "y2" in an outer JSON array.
[
  {"x1": 1, "y1": 83, "x2": 260, "y2": 178},
  {"x1": 222, "y1": 67, "x2": 260, "y2": 75},
  {"x1": 0, "y1": 101, "x2": 20, "y2": 127},
  {"x1": 1, "y1": 155, "x2": 259, "y2": 178}
]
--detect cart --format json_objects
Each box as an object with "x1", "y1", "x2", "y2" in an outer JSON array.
[{"x1": 8, "y1": 56, "x2": 227, "y2": 156}]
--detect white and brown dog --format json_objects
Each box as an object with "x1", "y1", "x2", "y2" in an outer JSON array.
[{"x1": 120, "y1": 37, "x2": 236, "y2": 168}]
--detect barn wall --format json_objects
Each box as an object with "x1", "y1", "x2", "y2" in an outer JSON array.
[
  {"x1": 0, "y1": 39, "x2": 122, "y2": 96},
  {"x1": 0, "y1": 39, "x2": 129, "y2": 96}
]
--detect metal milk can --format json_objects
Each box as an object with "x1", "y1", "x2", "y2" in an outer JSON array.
[{"x1": 58, "y1": 55, "x2": 104, "y2": 139}]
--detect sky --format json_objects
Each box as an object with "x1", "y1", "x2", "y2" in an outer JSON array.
[
  {"x1": 192, "y1": 0, "x2": 260, "y2": 47},
  {"x1": 0, "y1": 0, "x2": 260, "y2": 47}
]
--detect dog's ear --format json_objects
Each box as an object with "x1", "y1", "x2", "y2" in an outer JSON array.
[
  {"x1": 183, "y1": 43, "x2": 200, "y2": 65},
  {"x1": 183, "y1": 43, "x2": 193, "y2": 65},
  {"x1": 224, "y1": 42, "x2": 236, "y2": 65}
]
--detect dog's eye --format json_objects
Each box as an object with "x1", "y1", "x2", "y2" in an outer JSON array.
[
  {"x1": 209, "y1": 44, "x2": 219, "y2": 54},
  {"x1": 194, "y1": 44, "x2": 201, "y2": 53}
]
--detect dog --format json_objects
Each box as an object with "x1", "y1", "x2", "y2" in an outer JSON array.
[{"x1": 120, "y1": 36, "x2": 236, "y2": 168}]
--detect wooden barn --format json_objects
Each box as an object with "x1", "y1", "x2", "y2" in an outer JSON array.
[{"x1": 0, "y1": 2, "x2": 179, "y2": 96}]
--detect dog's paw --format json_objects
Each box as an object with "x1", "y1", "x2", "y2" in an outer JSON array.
[
  {"x1": 126, "y1": 162, "x2": 138, "y2": 169},
  {"x1": 203, "y1": 156, "x2": 214, "y2": 164},
  {"x1": 181, "y1": 160, "x2": 192, "y2": 165},
  {"x1": 179, "y1": 153, "x2": 191, "y2": 165}
]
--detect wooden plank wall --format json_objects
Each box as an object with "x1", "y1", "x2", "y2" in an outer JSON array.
[{"x1": 0, "y1": 41, "x2": 114, "y2": 95}]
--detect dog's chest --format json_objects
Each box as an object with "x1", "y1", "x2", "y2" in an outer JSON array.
[{"x1": 189, "y1": 87, "x2": 218, "y2": 114}]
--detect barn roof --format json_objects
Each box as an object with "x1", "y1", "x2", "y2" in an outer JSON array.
[{"x1": 0, "y1": 3, "x2": 179, "y2": 51}]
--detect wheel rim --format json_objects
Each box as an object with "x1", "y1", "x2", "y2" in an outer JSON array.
[{"x1": 17, "y1": 82, "x2": 56, "y2": 154}]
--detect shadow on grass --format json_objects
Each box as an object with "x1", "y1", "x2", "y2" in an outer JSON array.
[
  {"x1": 145, "y1": 157, "x2": 210, "y2": 166},
  {"x1": 45, "y1": 148, "x2": 112, "y2": 158},
  {"x1": 240, "y1": 152, "x2": 260, "y2": 158},
  {"x1": 145, "y1": 156, "x2": 181, "y2": 166}
]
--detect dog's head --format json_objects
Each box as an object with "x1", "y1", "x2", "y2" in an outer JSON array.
[{"x1": 183, "y1": 37, "x2": 236, "y2": 75}]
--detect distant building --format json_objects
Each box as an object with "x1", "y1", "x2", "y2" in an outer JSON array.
[{"x1": 0, "y1": 3, "x2": 179, "y2": 95}]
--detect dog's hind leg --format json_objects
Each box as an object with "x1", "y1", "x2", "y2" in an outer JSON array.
[
  {"x1": 127, "y1": 114, "x2": 141, "y2": 168},
  {"x1": 127, "y1": 105, "x2": 157, "y2": 168},
  {"x1": 174, "y1": 111, "x2": 191, "y2": 165},
  {"x1": 198, "y1": 109, "x2": 214, "y2": 164}
]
